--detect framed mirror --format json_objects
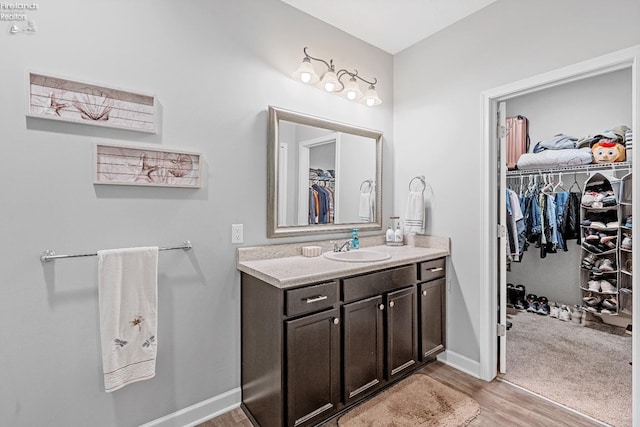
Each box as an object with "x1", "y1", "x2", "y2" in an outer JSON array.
[{"x1": 268, "y1": 106, "x2": 383, "y2": 238}]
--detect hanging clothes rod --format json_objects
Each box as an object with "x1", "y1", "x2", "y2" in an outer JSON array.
[
  {"x1": 40, "y1": 240, "x2": 192, "y2": 263},
  {"x1": 506, "y1": 161, "x2": 632, "y2": 177}
]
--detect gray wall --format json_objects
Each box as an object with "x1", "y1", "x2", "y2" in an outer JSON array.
[
  {"x1": 393, "y1": 0, "x2": 640, "y2": 365},
  {"x1": 0, "y1": 1, "x2": 393, "y2": 426}
]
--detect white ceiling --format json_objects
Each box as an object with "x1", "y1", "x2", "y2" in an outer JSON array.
[{"x1": 280, "y1": 0, "x2": 497, "y2": 55}]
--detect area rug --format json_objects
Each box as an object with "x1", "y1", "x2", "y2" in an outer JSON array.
[
  {"x1": 504, "y1": 311, "x2": 632, "y2": 427},
  {"x1": 338, "y1": 373, "x2": 480, "y2": 426}
]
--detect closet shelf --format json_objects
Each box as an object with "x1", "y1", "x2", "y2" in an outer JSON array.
[{"x1": 506, "y1": 161, "x2": 632, "y2": 177}]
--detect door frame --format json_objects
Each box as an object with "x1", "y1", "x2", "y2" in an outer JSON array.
[{"x1": 480, "y1": 45, "x2": 639, "y2": 423}]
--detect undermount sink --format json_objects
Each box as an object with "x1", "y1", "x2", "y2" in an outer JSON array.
[{"x1": 323, "y1": 249, "x2": 391, "y2": 263}]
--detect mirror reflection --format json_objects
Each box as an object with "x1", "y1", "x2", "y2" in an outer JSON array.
[{"x1": 268, "y1": 106, "x2": 382, "y2": 238}]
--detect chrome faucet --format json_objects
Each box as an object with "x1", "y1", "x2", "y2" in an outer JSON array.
[{"x1": 333, "y1": 240, "x2": 351, "y2": 252}]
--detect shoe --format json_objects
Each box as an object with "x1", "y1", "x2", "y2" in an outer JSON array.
[
  {"x1": 600, "y1": 234, "x2": 617, "y2": 245},
  {"x1": 585, "y1": 229, "x2": 600, "y2": 241},
  {"x1": 582, "y1": 253, "x2": 598, "y2": 267},
  {"x1": 600, "y1": 280, "x2": 616, "y2": 293},
  {"x1": 583, "y1": 295, "x2": 602, "y2": 306},
  {"x1": 590, "y1": 221, "x2": 607, "y2": 229},
  {"x1": 571, "y1": 306, "x2": 583, "y2": 324},
  {"x1": 582, "y1": 242, "x2": 603, "y2": 254},
  {"x1": 598, "y1": 258, "x2": 615, "y2": 272},
  {"x1": 606, "y1": 221, "x2": 619, "y2": 229},
  {"x1": 514, "y1": 284, "x2": 526, "y2": 309},
  {"x1": 587, "y1": 280, "x2": 601, "y2": 291},
  {"x1": 602, "y1": 297, "x2": 618, "y2": 310},
  {"x1": 625, "y1": 216, "x2": 632, "y2": 228},
  {"x1": 549, "y1": 302, "x2": 560, "y2": 318},
  {"x1": 621, "y1": 236, "x2": 632, "y2": 250},
  {"x1": 602, "y1": 195, "x2": 617, "y2": 206},
  {"x1": 559, "y1": 306, "x2": 571, "y2": 321},
  {"x1": 626, "y1": 324, "x2": 633, "y2": 335},
  {"x1": 507, "y1": 283, "x2": 516, "y2": 306},
  {"x1": 536, "y1": 296, "x2": 549, "y2": 315},
  {"x1": 526, "y1": 294, "x2": 538, "y2": 313}
]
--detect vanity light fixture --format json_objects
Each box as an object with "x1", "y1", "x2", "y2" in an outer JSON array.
[{"x1": 292, "y1": 47, "x2": 382, "y2": 106}]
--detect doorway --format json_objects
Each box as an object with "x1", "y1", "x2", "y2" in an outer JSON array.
[{"x1": 480, "y1": 45, "x2": 639, "y2": 424}]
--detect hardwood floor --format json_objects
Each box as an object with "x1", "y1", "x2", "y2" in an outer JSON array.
[{"x1": 198, "y1": 361, "x2": 605, "y2": 427}]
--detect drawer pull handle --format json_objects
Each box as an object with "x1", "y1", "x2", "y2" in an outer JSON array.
[
  {"x1": 389, "y1": 301, "x2": 395, "y2": 308},
  {"x1": 306, "y1": 295, "x2": 328, "y2": 304},
  {"x1": 333, "y1": 318, "x2": 340, "y2": 325},
  {"x1": 422, "y1": 290, "x2": 427, "y2": 296},
  {"x1": 429, "y1": 267, "x2": 444, "y2": 272},
  {"x1": 379, "y1": 304, "x2": 385, "y2": 310}
]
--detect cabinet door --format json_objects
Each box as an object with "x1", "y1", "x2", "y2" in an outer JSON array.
[
  {"x1": 342, "y1": 295, "x2": 384, "y2": 404},
  {"x1": 419, "y1": 278, "x2": 445, "y2": 360},
  {"x1": 286, "y1": 308, "x2": 340, "y2": 427},
  {"x1": 386, "y1": 286, "x2": 418, "y2": 379}
]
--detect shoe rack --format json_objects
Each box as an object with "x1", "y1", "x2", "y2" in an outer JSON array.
[
  {"x1": 619, "y1": 172, "x2": 632, "y2": 317},
  {"x1": 579, "y1": 172, "x2": 630, "y2": 317}
]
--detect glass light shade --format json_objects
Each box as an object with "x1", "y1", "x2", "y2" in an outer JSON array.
[
  {"x1": 362, "y1": 85, "x2": 382, "y2": 106},
  {"x1": 292, "y1": 58, "x2": 319, "y2": 84},
  {"x1": 343, "y1": 77, "x2": 363, "y2": 101},
  {"x1": 319, "y1": 70, "x2": 340, "y2": 92}
]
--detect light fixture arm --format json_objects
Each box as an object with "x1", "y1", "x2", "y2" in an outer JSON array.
[
  {"x1": 337, "y1": 69, "x2": 377, "y2": 87},
  {"x1": 303, "y1": 47, "x2": 334, "y2": 71}
]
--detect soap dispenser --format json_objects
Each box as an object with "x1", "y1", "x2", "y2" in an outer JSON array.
[
  {"x1": 394, "y1": 223, "x2": 404, "y2": 245},
  {"x1": 385, "y1": 222, "x2": 394, "y2": 244},
  {"x1": 351, "y1": 228, "x2": 360, "y2": 249}
]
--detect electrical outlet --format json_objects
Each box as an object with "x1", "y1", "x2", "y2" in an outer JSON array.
[{"x1": 231, "y1": 224, "x2": 243, "y2": 244}]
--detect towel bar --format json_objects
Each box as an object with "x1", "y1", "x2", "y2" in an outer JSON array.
[{"x1": 40, "y1": 241, "x2": 192, "y2": 262}]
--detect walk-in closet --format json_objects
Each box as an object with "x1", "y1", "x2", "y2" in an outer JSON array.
[{"x1": 501, "y1": 67, "x2": 634, "y2": 427}]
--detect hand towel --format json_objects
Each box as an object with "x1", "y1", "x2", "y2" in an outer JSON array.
[
  {"x1": 404, "y1": 190, "x2": 425, "y2": 234},
  {"x1": 98, "y1": 246, "x2": 158, "y2": 392},
  {"x1": 358, "y1": 192, "x2": 372, "y2": 222}
]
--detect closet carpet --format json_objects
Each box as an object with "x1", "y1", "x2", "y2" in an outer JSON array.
[{"x1": 504, "y1": 310, "x2": 632, "y2": 427}]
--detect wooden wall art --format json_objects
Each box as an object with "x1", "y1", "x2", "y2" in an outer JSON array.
[
  {"x1": 95, "y1": 143, "x2": 201, "y2": 188},
  {"x1": 27, "y1": 72, "x2": 158, "y2": 133}
]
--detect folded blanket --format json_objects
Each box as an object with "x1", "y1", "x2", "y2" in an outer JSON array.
[{"x1": 517, "y1": 147, "x2": 593, "y2": 170}]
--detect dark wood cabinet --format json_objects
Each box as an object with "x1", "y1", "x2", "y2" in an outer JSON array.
[
  {"x1": 241, "y1": 257, "x2": 446, "y2": 427},
  {"x1": 386, "y1": 286, "x2": 418, "y2": 378},
  {"x1": 418, "y1": 258, "x2": 446, "y2": 360},
  {"x1": 286, "y1": 308, "x2": 341, "y2": 427},
  {"x1": 342, "y1": 295, "x2": 384, "y2": 404},
  {"x1": 419, "y1": 278, "x2": 445, "y2": 359}
]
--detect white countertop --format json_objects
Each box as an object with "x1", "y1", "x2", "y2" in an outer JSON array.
[{"x1": 237, "y1": 241, "x2": 449, "y2": 289}]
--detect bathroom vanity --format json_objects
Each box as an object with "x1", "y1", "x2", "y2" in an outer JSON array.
[{"x1": 237, "y1": 237, "x2": 449, "y2": 427}]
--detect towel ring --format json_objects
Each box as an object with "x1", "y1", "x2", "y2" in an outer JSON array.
[
  {"x1": 409, "y1": 176, "x2": 426, "y2": 192},
  {"x1": 360, "y1": 179, "x2": 374, "y2": 193}
]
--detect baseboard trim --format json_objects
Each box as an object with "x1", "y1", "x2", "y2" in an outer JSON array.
[
  {"x1": 437, "y1": 350, "x2": 481, "y2": 379},
  {"x1": 140, "y1": 387, "x2": 242, "y2": 427}
]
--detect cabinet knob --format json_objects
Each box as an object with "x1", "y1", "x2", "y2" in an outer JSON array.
[
  {"x1": 333, "y1": 318, "x2": 340, "y2": 325},
  {"x1": 378, "y1": 304, "x2": 385, "y2": 310},
  {"x1": 389, "y1": 301, "x2": 395, "y2": 308},
  {"x1": 422, "y1": 290, "x2": 427, "y2": 296}
]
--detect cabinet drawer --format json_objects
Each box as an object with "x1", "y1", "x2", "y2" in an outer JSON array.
[
  {"x1": 286, "y1": 281, "x2": 338, "y2": 317},
  {"x1": 342, "y1": 265, "x2": 417, "y2": 303},
  {"x1": 419, "y1": 258, "x2": 446, "y2": 282}
]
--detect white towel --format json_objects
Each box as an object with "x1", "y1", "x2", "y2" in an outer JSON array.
[
  {"x1": 358, "y1": 192, "x2": 372, "y2": 222},
  {"x1": 404, "y1": 191, "x2": 425, "y2": 234},
  {"x1": 98, "y1": 247, "x2": 158, "y2": 392}
]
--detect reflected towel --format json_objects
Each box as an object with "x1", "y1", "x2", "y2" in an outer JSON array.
[
  {"x1": 404, "y1": 191, "x2": 425, "y2": 234},
  {"x1": 98, "y1": 246, "x2": 158, "y2": 392},
  {"x1": 358, "y1": 192, "x2": 373, "y2": 222}
]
